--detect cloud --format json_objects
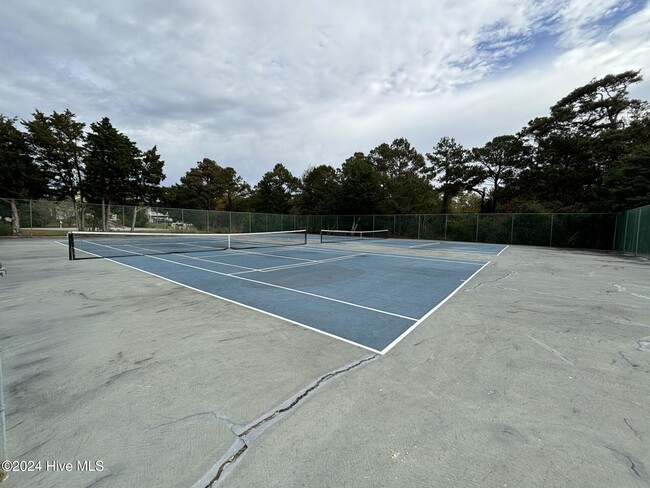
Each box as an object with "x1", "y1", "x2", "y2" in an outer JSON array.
[{"x1": 1, "y1": 0, "x2": 649, "y2": 186}]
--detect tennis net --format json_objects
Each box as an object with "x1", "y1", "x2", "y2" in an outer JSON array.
[
  {"x1": 68, "y1": 229, "x2": 307, "y2": 260},
  {"x1": 320, "y1": 229, "x2": 389, "y2": 243}
]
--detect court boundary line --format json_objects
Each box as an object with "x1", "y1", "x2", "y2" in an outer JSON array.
[
  {"x1": 367, "y1": 242, "x2": 503, "y2": 255},
  {"x1": 327, "y1": 238, "x2": 506, "y2": 256},
  {"x1": 408, "y1": 242, "x2": 440, "y2": 249},
  {"x1": 496, "y1": 245, "x2": 510, "y2": 256},
  {"x1": 143, "y1": 253, "x2": 419, "y2": 322},
  {"x1": 237, "y1": 253, "x2": 365, "y2": 274},
  {"x1": 380, "y1": 261, "x2": 492, "y2": 354},
  {"x1": 275, "y1": 245, "x2": 488, "y2": 266},
  {"x1": 98, "y1": 257, "x2": 383, "y2": 355}
]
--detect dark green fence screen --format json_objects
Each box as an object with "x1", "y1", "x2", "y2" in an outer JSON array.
[{"x1": 614, "y1": 204, "x2": 650, "y2": 258}]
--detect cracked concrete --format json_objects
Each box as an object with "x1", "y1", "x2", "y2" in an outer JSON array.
[
  {"x1": 1, "y1": 239, "x2": 649, "y2": 487},
  {"x1": 1, "y1": 238, "x2": 366, "y2": 487},
  {"x1": 195, "y1": 355, "x2": 378, "y2": 487}
]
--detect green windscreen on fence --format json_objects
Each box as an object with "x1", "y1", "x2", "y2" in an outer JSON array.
[{"x1": 615, "y1": 205, "x2": 650, "y2": 258}]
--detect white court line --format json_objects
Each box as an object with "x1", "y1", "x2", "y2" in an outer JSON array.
[
  {"x1": 178, "y1": 249, "x2": 362, "y2": 274},
  {"x1": 408, "y1": 242, "x2": 440, "y2": 249},
  {"x1": 144, "y1": 254, "x2": 419, "y2": 322},
  {"x1": 496, "y1": 245, "x2": 510, "y2": 256},
  {"x1": 165, "y1": 253, "x2": 260, "y2": 271},
  {"x1": 380, "y1": 261, "x2": 492, "y2": 354},
  {"x1": 227, "y1": 248, "x2": 314, "y2": 262},
  {"x1": 234, "y1": 254, "x2": 365, "y2": 274},
  {"x1": 284, "y1": 245, "x2": 487, "y2": 266},
  {"x1": 79, "y1": 239, "x2": 257, "y2": 271},
  {"x1": 358, "y1": 239, "x2": 504, "y2": 255},
  {"x1": 81, "y1": 238, "x2": 225, "y2": 256},
  {"x1": 95, "y1": 256, "x2": 383, "y2": 355},
  {"x1": 77, "y1": 239, "x2": 144, "y2": 256}
]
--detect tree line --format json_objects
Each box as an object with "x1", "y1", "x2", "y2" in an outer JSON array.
[{"x1": 1, "y1": 70, "x2": 649, "y2": 235}]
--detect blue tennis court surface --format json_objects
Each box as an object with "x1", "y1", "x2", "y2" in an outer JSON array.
[{"x1": 69, "y1": 235, "x2": 492, "y2": 354}]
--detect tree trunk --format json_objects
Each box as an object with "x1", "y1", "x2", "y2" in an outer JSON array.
[
  {"x1": 106, "y1": 201, "x2": 112, "y2": 231},
  {"x1": 101, "y1": 198, "x2": 106, "y2": 232},
  {"x1": 72, "y1": 199, "x2": 80, "y2": 230},
  {"x1": 9, "y1": 198, "x2": 20, "y2": 236},
  {"x1": 131, "y1": 205, "x2": 139, "y2": 232},
  {"x1": 441, "y1": 193, "x2": 450, "y2": 214}
]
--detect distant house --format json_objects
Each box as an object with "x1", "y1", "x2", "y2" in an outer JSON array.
[{"x1": 148, "y1": 209, "x2": 173, "y2": 224}]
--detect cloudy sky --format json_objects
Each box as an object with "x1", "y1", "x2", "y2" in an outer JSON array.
[{"x1": 1, "y1": 0, "x2": 649, "y2": 186}]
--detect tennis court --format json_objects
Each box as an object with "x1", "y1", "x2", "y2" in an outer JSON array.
[{"x1": 66, "y1": 230, "x2": 491, "y2": 353}]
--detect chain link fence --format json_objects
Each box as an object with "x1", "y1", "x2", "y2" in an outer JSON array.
[{"x1": 1, "y1": 198, "x2": 621, "y2": 250}]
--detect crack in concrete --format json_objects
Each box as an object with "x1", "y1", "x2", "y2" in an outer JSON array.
[
  {"x1": 150, "y1": 411, "x2": 240, "y2": 431},
  {"x1": 623, "y1": 418, "x2": 643, "y2": 440},
  {"x1": 464, "y1": 271, "x2": 517, "y2": 291},
  {"x1": 626, "y1": 455, "x2": 641, "y2": 478},
  {"x1": 196, "y1": 354, "x2": 378, "y2": 487},
  {"x1": 606, "y1": 446, "x2": 643, "y2": 478},
  {"x1": 619, "y1": 352, "x2": 639, "y2": 368},
  {"x1": 527, "y1": 336, "x2": 575, "y2": 367}
]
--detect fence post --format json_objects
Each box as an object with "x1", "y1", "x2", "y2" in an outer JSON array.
[
  {"x1": 635, "y1": 210, "x2": 642, "y2": 256},
  {"x1": 444, "y1": 214, "x2": 448, "y2": 241},
  {"x1": 475, "y1": 214, "x2": 479, "y2": 242},
  {"x1": 621, "y1": 210, "x2": 629, "y2": 252},
  {"x1": 549, "y1": 213, "x2": 555, "y2": 247},
  {"x1": 417, "y1": 214, "x2": 421, "y2": 240},
  {"x1": 229, "y1": 212, "x2": 232, "y2": 233},
  {"x1": 29, "y1": 199, "x2": 33, "y2": 237},
  {"x1": 510, "y1": 214, "x2": 515, "y2": 244},
  {"x1": 0, "y1": 347, "x2": 6, "y2": 481}
]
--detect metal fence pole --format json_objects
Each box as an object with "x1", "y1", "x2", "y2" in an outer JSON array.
[
  {"x1": 619, "y1": 211, "x2": 630, "y2": 252},
  {"x1": 444, "y1": 214, "x2": 448, "y2": 241},
  {"x1": 1, "y1": 347, "x2": 7, "y2": 473},
  {"x1": 634, "y1": 209, "x2": 642, "y2": 256},
  {"x1": 229, "y1": 212, "x2": 232, "y2": 233},
  {"x1": 475, "y1": 214, "x2": 479, "y2": 242},
  {"x1": 549, "y1": 213, "x2": 555, "y2": 247},
  {"x1": 29, "y1": 199, "x2": 33, "y2": 237},
  {"x1": 510, "y1": 214, "x2": 515, "y2": 244},
  {"x1": 417, "y1": 214, "x2": 421, "y2": 240}
]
